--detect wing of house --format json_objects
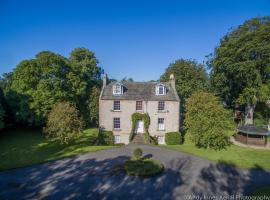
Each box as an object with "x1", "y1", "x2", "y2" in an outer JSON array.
[{"x1": 99, "y1": 74, "x2": 180, "y2": 144}]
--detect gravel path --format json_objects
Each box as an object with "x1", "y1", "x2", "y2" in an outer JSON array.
[{"x1": 0, "y1": 144, "x2": 270, "y2": 200}]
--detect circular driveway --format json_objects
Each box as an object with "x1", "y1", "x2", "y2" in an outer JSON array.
[{"x1": 0, "y1": 144, "x2": 270, "y2": 199}]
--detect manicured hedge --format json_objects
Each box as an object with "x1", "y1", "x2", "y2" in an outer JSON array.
[
  {"x1": 124, "y1": 159, "x2": 164, "y2": 177},
  {"x1": 98, "y1": 130, "x2": 114, "y2": 145},
  {"x1": 165, "y1": 132, "x2": 182, "y2": 145}
]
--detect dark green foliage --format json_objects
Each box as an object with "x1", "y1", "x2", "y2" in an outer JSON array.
[
  {"x1": 124, "y1": 159, "x2": 164, "y2": 177},
  {"x1": 0, "y1": 103, "x2": 4, "y2": 130},
  {"x1": 160, "y1": 59, "x2": 209, "y2": 127},
  {"x1": 88, "y1": 86, "x2": 100, "y2": 126},
  {"x1": 160, "y1": 59, "x2": 209, "y2": 99},
  {"x1": 44, "y1": 102, "x2": 85, "y2": 144},
  {"x1": 254, "y1": 102, "x2": 270, "y2": 127},
  {"x1": 185, "y1": 91, "x2": 234, "y2": 150},
  {"x1": 165, "y1": 132, "x2": 182, "y2": 145},
  {"x1": 0, "y1": 88, "x2": 5, "y2": 130},
  {"x1": 98, "y1": 130, "x2": 114, "y2": 145},
  {"x1": 133, "y1": 148, "x2": 143, "y2": 159},
  {"x1": 2, "y1": 48, "x2": 101, "y2": 127},
  {"x1": 209, "y1": 17, "x2": 270, "y2": 123}
]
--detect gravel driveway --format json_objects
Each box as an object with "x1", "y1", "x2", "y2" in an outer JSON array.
[{"x1": 0, "y1": 144, "x2": 270, "y2": 200}]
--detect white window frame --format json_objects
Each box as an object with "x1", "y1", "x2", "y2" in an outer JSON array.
[
  {"x1": 157, "y1": 136, "x2": 165, "y2": 144},
  {"x1": 113, "y1": 83, "x2": 123, "y2": 95},
  {"x1": 155, "y1": 84, "x2": 166, "y2": 95},
  {"x1": 113, "y1": 118, "x2": 121, "y2": 129},
  {"x1": 113, "y1": 101, "x2": 121, "y2": 111},
  {"x1": 114, "y1": 135, "x2": 121, "y2": 144},
  {"x1": 158, "y1": 101, "x2": 165, "y2": 111},
  {"x1": 158, "y1": 118, "x2": 165, "y2": 130}
]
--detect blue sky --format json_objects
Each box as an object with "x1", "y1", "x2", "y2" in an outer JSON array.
[{"x1": 0, "y1": 0, "x2": 269, "y2": 81}]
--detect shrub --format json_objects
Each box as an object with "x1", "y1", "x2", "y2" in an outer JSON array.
[
  {"x1": 124, "y1": 159, "x2": 164, "y2": 177},
  {"x1": 98, "y1": 130, "x2": 114, "y2": 145},
  {"x1": 165, "y1": 132, "x2": 182, "y2": 145},
  {"x1": 44, "y1": 102, "x2": 84, "y2": 144},
  {"x1": 133, "y1": 148, "x2": 143, "y2": 159},
  {"x1": 185, "y1": 91, "x2": 234, "y2": 150}
]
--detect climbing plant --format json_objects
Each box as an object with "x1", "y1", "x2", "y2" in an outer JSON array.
[{"x1": 130, "y1": 113, "x2": 150, "y2": 142}]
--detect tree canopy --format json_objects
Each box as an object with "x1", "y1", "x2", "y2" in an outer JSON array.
[
  {"x1": 1, "y1": 48, "x2": 101, "y2": 126},
  {"x1": 160, "y1": 59, "x2": 209, "y2": 100},
  {"x1": 209, "y1": 17, "x2": 270, "y2": 124},
  {"x1": 44, "y1": 101, "x2": 84, "y2": 144},
  {"x1": 185, "y1": 91, "x2": 233, "y2": 150}
]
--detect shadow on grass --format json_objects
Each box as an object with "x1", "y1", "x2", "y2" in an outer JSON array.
[{"x1": 0, "y1": 129, "x2": 115, "y2": 171}]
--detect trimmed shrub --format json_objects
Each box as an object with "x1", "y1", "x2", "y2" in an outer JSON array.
[
  {"x1": 98, "y1": 130, "x2": 114, "y2": 145},
  {"x1": 133, "y1": 148, "x2": 143, "y2": 159},
  {"x1": 44, "y1": 102, "x2": 84, "y2": 144},
  {"x1": 124, "y1": 159, "x2": 164, "y2": 177},
  {"x1": 165, "y1": 132, "x2": 182, "y2": 145}
]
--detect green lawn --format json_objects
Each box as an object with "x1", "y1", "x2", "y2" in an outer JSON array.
[
  {"x1": 0, "y1": 128, "x2": 116, "y2": 171},
  {"x1": 251, "y1": 186, "x2": 270, "y2": 196},
  {"x1": 164, "y1": 142, "x2": 270, "y2": 169}
]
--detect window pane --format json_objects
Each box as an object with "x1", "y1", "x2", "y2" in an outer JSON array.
[
  {"x1": 159, "y1": 86, "x2": 163, "y2": 94},
  {"x1": 113, "y1": 118, "x2": 120, "y2": 129},
  {"x1": 114, "y1": 101, "x2": 120, "y2": 110},
  {"x1": 158, "y1": 118, "x2": 165, "y2": 130},
  {"x1": 136, "y1": 101, "x2": 142, "y2": 110},
  {"x1": 114, "y1": 135, "x2": 121, "y2": 143},
  {"x1": 158, "y1": 101, "x2": 165, "y2": 111}
]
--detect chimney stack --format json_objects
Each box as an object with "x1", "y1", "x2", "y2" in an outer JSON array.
[
  {"x1": 169, "y1": 74, "x2": 175, "y2": 89},
  {"x1": 102, "y1": 74, "x2": 107, "y2": 88}
]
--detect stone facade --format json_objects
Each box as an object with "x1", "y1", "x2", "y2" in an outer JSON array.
[{"x1": 99, "y1": 74, "x2": 180, "y2": 144}]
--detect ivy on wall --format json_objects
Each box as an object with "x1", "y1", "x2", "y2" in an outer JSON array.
[{"x1": 129, "y1": 112, "x2": 151, "y2": 142}]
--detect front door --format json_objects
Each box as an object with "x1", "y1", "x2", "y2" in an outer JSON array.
[{"x1": 136, "y1": 120, "x2": 144, "y2": 134}]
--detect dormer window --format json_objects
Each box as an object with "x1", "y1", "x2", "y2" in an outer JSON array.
[
  {"x1": 155, "y1": 84, "x2": 166, "y2": 95},
  {"x1": 113, "y1": 83, "x2": 123, "y2": 95}
]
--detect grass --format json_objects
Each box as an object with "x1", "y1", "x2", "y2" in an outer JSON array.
[
  {"x1": 0, "y1": 128, "x2": 116, "y2": 171},
  {"x1": 124, "y1": 158, "x2": 164, "y2": 177},
  {"x1": 164, "y1": 142, "x2": 270, "y2": 169},
  {"x1": 250, "y1": 186, "x2": 270, "y2": 196}
]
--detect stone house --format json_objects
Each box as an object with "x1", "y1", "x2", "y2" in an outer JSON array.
[{"x1": 99, "y1": 74, "x2": 180, "y2": 144}]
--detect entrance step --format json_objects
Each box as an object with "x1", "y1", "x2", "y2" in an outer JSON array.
[{"x1": 131, "y1": 134, "x2": 146, "y2": 144}]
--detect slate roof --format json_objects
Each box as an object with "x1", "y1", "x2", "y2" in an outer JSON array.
[
  {"x1": 237, "y1": 125, "x2": 269, "y2": 136},
  {"x1": 101, "y1": 81, "x2": 179, "y2": 101}
]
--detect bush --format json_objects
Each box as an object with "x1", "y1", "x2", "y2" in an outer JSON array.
[
  {"x1": 185, "y1": 91, "x2": 233, "y2": 150},
  {"x1": 44, "y1": 102, "x2": 84, "y2": 144},
  {"x1": 124, "y1": 159, "x2": 164, "y2": 177},
  {"x1": 133, "y1": 148, "x2": 143, "y2": 159},
  {"x1": 165, "y1": 132, "x2": 182, "y2": 145},
  {"x1": 98, "y1": 130, "x2": 114, "y2": 145}
]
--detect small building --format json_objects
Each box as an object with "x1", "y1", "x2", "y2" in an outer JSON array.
[
  {"x1": 235, "y1": 125, "x2": 269, "y2": 146},
  {"x1": 99, "y1": 74, "x2": 180, "y2": 145}
]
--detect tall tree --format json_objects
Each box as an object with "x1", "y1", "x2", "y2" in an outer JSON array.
[
  {"x1": 209, "y1": 17, "x2": 270, "y2": 124},
  {"x1": 160, "y1": 59, "x2": 208, "y2": 99},
  {"x1": 185, "y1": 91, "x2": 233, "y2": 150},
  {"x1": 88, "y1": 86, "x2": 100, "y2": 126},
  {"x1": 3, "y1": 48, "x2": 102, "y2": 126},
  {"x1": 160, "y1": 59, "x2": 209, "y2": 126},
  {"x1": 69, "y1": 47, "x2": 102, "y2": 123},
  {"x1": 0, "y1": 88, "x2": 5, "y2": 130}
]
